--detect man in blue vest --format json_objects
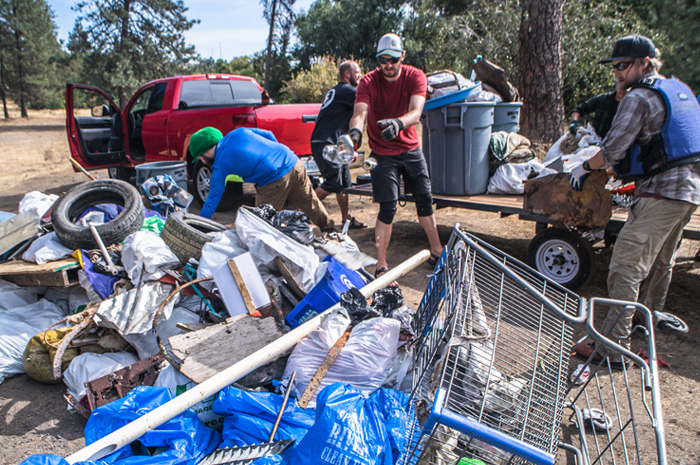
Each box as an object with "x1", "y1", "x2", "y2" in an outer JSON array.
[{"x1": 570, "y1": 35, "x2": 700, "y2": 366}]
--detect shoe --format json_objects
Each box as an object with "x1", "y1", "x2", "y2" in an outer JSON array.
[
  {"x1": 574, "y1": 340, "x2": 630, "y2": 371},
  {"x1": 655, "y1": 312, "x2": 689, "y2": 333},
  {"x1": 427, "y1": 252, "x2": 440, "y2": 267},
  {"x1": 374, "y1": 267, "x2": 389, "y2": 279},
  {"x1": 348, "y1": 217, "x2": 367, "y2": 229}
]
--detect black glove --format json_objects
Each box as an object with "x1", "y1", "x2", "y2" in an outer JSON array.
[
  {"x1": 377, "y1": 118, "x2": 405, "y2": 141},
  {"x1": 348, "y1": 128, "x2": 363, "y2": 148},
  {"x1": 569, "y1": 120, "x2": 579, "y2": 135}
]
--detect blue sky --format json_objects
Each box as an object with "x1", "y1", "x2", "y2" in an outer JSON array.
[{"x1": 49, "y1": 0, "x2": 315, "y2": 60}]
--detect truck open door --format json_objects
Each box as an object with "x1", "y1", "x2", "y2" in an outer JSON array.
[{"x1": 65, "y1": 84, "x2": 125, "y2": 172}]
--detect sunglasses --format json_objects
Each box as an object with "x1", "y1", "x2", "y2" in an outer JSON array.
[
  {"x1": 612, "y1": 61, "x2": 634, "y2": 71},
  {"x1": 378, "y1": 56, "x2": 400, "y2": 65}
]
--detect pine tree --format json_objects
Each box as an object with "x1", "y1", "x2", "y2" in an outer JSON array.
[
  {"x1": 0, "y1": 0, "x2": 62, "y2": 117},
  {"x1": 68, "y1": 0, "x2": 199, "y2": 108},
  {"x1": 260, "y1": 0, "x2": 296, "y2": 93}
]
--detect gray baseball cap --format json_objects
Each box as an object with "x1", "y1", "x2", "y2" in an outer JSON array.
[{"x1": 376, "y1": 33, "x2": 403, "y2": 59}]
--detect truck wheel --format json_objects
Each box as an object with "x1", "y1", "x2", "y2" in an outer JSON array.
[
  {"x1": 108, "y1": 166, "x2": 134, "y2": 182},
  {"x1": 160, "y1": 211, "x2": 227, "y2": 264},
  {"x1": 193, "y1": 162, "x2": 241, "y2": 212},
  {"x1": 52, "y1": 179, "x2": 145, "y2": 250},
  {"x1": 526, "y1": 227, "x2": 594, "y2": 290}
]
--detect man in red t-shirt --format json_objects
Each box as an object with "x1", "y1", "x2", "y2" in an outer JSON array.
[{"x1": 346, "y1": 33, "x2": 443, "y2": 277}]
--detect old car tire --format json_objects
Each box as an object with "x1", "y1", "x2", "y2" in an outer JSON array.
[
  {"x1": 51, "y1": 179, "x2": 145, "y2": 250},
  {"x1": 193, "y1": 161, "x2": 240, "y2": 212},
  {"x1": 526, "y1": 227, "x2": 594, "y2": 290},
  {"x1": 160, "y1": 211, "x2": 227, "y2": 264}
]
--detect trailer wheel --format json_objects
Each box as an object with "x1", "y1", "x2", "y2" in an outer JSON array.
[
  {"x1": 526, "y1": 227, "x2": 594, "y2": 290},
  {"x1": 51, "y1": 179, "x2": 144, "y2": 250},
  {"x1": 160, "y1": 211, "x2": 227, "y2": 264},
  {"x1": 193, "y1": 162, "x2": 240, "y2": 212}
]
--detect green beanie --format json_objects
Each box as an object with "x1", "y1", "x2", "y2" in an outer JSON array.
[{"x1": 189, "y1": 127, "x2": 223, "y2": 161}]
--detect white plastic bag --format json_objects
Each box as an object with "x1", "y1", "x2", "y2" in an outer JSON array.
[
  {"x1": 121, "y1": 231, "x2": 180, "y2": 285},
  {"x1": 196, "y1": 230, "x2": 248, "y2": 291},
  {"x1": 235, "y1": 208, "x2": 319, "y2": 293},
  {"x1": 18, "y1": 191, "x2": 58, "y2": 217},
  {"x1": 21, "y1": 232, "x2": 74, "y2": 264},
  {"x1": 487, "y1": 160, "x2": 549, "y2": 194},
  {"x1": 62, "y1": 352, "x2": 139, "y2": 401},
  {"x1": 154, "y1": 364, "x2": 225, "y2": 429},
  {"x1": 283, "y1": 308, "x2": 400, "y2": 408},
  {"x1": 0, "y1": 278, "x2": 42, "y2": 311},
  {"x1": 0, "y1": 299, "x2": 68, "y2": 384}
]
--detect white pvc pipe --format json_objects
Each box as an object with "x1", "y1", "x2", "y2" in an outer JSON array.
[{"x1": 67, "y1": 249, "x2": 430, "y2": 463}]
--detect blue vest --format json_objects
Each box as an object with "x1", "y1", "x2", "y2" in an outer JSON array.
[{"x1": 614, "y1": 77, "x2": 700, "y2": 182}]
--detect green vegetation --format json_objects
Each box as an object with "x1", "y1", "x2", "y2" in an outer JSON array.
[{"x1": 0, "y1": 0, "x2": 698, "y2": 140}]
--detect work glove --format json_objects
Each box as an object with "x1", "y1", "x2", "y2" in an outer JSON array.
[
  {"x1": 569, "y1": 161, "x2": 590, "y2": 191},
  {"x1": 348, "y1": 127, "x2": 363, "y2": 148},
  {"x1": 568, "y1": 120, "x2": 579, "y2": 135},
  {"x1": 377, "y1": 118, "x2": 405, "y2": 141}
]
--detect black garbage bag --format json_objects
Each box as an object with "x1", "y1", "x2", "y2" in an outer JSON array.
[
  {"x1": 271, "y1": 210, "x2": 315, "y2": 245},
  {"x1": 371, "y1": 287, "x2": 404, "y2": 317},
  {"x1": 253, "y1": 204, "x2": 277, "y2": 221},
  {"x1": 340, "y1": 287, "x2": 380, "y2": 325}
]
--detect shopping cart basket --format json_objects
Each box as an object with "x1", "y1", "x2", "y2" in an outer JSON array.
[{"x1": 401, "y1": 225, "x2": 667, "y2": 465}]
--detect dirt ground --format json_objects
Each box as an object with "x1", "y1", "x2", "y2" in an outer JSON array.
[{"x1": 0, "y1": 110, "x2": 698, "y2": 464}]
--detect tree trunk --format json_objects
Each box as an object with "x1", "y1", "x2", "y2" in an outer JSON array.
[
  {"x1": 518, "y1": 0, "x2": 564, "y2": 143},
  {"x1": 11, "y1": 0, "x2": 27, "y2": 117},
  {"x1": 118, "y1": 0, "x2": 131, "y2": 109},
  {"x1": 0, "y1": 60, "x2": 8, "y2": 119},
  {"x1": 264, "y1": 0, "x2": 278, "y2": 91}
]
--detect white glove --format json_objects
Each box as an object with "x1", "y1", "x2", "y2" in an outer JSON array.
[{"x1": 569, "y1": 162, "x2": 590, "y2": 191}]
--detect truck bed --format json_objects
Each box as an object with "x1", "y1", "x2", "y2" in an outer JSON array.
[{"x1": 344, "y1": 183, "x2": 700, "y2": 240}]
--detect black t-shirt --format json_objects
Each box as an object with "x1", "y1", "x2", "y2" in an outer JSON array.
[{"x1": 310, "y1": 82, "x2": 356, "y2": 145}]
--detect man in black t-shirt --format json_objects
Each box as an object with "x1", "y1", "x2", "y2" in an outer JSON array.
[{"x1": 311, "y1": 60, "x2": 367, "y2": 229}]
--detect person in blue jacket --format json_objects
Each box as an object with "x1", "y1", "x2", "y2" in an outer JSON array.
[
  {"x1": 189, "y1": 127, "x2": 333, "y2": 231},
  {"x1": 570, "y1": 35, "x2": 700, "y2": 367}
]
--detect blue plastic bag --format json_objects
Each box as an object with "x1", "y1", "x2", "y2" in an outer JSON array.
[
  {"x1": 83, "y1": 386, "x2": 220, "y2": 465},
  {"x1": 290, "y1": 383, "x2": 409, "y2": 465},
  {"x1": 18, "y1": 455, "x2": 69, "y2": 465},
  {"x1": 214, "y1": 386, "x2": 315, "y2": 450}
]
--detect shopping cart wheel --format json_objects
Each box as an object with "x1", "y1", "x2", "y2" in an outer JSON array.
[
  {"x1": 582, "y1": 408, "x2": 613, "y2": 431},
  {"x1": 526, "y1": 227, "x2": 594, "y2": 290}
]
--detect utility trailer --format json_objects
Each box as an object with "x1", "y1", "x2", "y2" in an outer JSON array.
[{"x1": 344, "y1": 182, "x2": 700, "y2": 290}]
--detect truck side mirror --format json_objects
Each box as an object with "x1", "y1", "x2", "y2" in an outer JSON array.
[
  {"x1": 261, "y1": 90, "x2": 270, "y2": 106},
  {"x1": 92, "y1": 104, "x2": 110, "y2": 117}
]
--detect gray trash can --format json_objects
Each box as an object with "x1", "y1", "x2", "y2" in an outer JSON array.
[
  {"x1": 135, "y1": 161, "x2": 188, "y2": 192},
  {"x1": 422, "y1": 102, "x2": 495, "y2": 196},
  {"x1": 493, "y1": 102, "x2": 522, "y2": 133}
]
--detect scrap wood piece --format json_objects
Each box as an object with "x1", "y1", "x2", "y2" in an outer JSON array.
[
  {"x1": 0, "y1": 257, "x2": 80, "y2": 287},
  {"x1": 84, "y1": 353, "x2": 165, "y2": 414},
  {"x1": 169, "y1": 314, "x2": 287, "y2": 384},
  {"x1": 523, "y1": 171, "x2": 612, "y2": 230},
  {"x1": 297, "y1": 330, "x2": 351, "y2": 409}
]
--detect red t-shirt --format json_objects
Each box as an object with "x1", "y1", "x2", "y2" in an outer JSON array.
[{"x1": 355, "y1": 65, "x2": 427, "y2": 155}]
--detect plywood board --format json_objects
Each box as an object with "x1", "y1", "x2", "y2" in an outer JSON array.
[
  {"x1": 0, "y1": 258, "x2": 80, "y2": 287},
  {"x1": 169, "y1": 314, "x2": 284, "y2": 384}
]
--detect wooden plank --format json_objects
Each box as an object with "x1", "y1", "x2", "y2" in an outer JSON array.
[
  {"x1": 0, "y1": 258, "x2": 80, "y2": 287},
  {"x1": 298, "y1": 330, "x2": 351, "y2": 409},
  {"x1": 227, "y1": 258, "x2": 256, "y2": 315},
  {"x1": 169, "y1": 315, "x2": 285, "y2": 384}
]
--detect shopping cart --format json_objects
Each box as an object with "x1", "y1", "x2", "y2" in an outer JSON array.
[{"x1": 401, "y1": 225, "x2": 667, "y2": 465}]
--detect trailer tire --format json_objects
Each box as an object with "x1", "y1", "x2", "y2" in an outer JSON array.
[
  {"x1": 51, "y1": 179, "x2": 144, "y2": 250},
  {"x1": 526, "y1": 227, "x2": 594, "y2": 290},
  {"x1": 160, "y1": 211, "x2": 227, "y2": 265},
  {"x1": 193, "y1": 161, "x2": 240, "y2": 212}
]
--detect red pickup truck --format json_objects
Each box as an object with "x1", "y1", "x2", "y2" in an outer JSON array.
[{"x1": 66, "y1": 74, "x2": 320, "y2": 210}]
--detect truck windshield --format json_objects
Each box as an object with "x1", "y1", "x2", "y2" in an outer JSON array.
[{"x1": 179, "y1": 80, "x2": 262, "y2": 108}]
